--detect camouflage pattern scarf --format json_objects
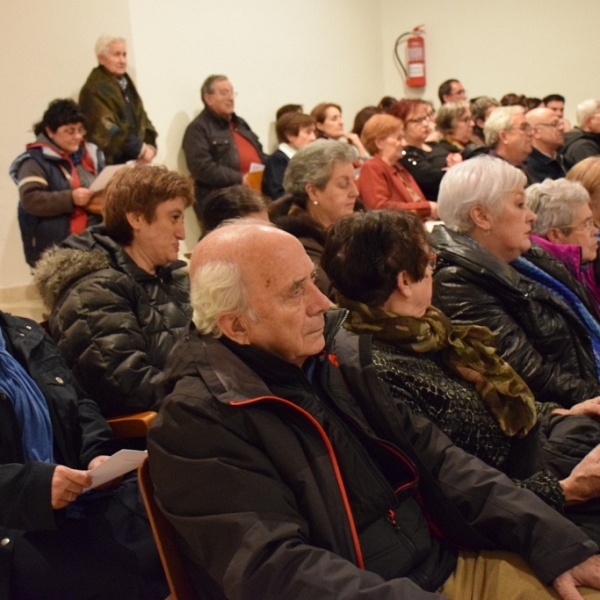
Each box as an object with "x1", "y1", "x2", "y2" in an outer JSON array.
[{"x1": 339, "y1": 297, "x2": 537, "y2": 437}]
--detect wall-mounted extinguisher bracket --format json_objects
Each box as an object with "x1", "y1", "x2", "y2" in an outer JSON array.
[{"x1": 395, "y1": 25, "x2": 426, "y2": 88}]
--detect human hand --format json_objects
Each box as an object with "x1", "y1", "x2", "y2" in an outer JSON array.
[
  {"x1": 567, "y1": 397, "x2": 600, "y2": 419},
  {"x1": 445, "y1": 153, "x2": 463, "y2": 168},
  {"x1": 344, "y1": 133, "x2": 368, "y2": 158},
  {"x1": 428, "y1": 201, "x2": 439, "y2": 221},
  {"x1": 51, "y1": 465, "x2": 91, "y2": 509},
  {"x1": 72, "y1": 188, "x2": 94, "y2": 207},
  {"x1": 560, "y1": 444, "x2": 600, "y2": 504},
  {"x1": 87, "y1": 455, "x2": 122, "y2": 489},
  {"x1": 138, "y1": 144, "x2": 156, "y2": 163},
  {"x1": 242, "y1": 173, "x2": 251, "y2": 186},
  {"x1": 553, "y1": 555, "x2": 600, "y2": 600}
]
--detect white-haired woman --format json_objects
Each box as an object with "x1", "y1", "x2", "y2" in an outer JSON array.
[
  {"x1": 526, "y1": 178, "x2": 600, "y2": 309},
  {"x1": 430, "y1": 154, "x2": 600, "y2": 407},
  {"x1": 79, "y1": 35, "x2": 157, "y2": 165}
]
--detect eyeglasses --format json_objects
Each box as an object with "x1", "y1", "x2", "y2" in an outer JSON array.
[
  {"x1": 406, "y1": 115, "x2": 429, "y2": 125},
  {"x1": 511, "y1": 123, "x2": 532, "y2": 133},
  {"x1": 427, "y1": 252, "x2": 438, "y2": 270},
  {"x1": 210, "y1": 89, "x2": 237, "y2": 98},
  {"x1": 535, "y1": 121, "x2": 563, "y2": 129},
  {"x1": 61, "y1": 126, "x2": 86, "y2": 137},
  {"x1": 560, "y1": 217, "x2": 595, "y2": 234}
]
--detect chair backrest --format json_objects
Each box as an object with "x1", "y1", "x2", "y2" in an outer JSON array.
[{"x1": 138, "y1": 457, "x2": 197, "y2": 600}]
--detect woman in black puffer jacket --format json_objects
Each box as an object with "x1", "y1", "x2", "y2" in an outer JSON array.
[{"x1": 34, "y1": 165, "x2": 194, "y2": 418}]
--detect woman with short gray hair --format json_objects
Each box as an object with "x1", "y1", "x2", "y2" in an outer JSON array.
[
  {"x1": 431, "y1": 154, "x2": 600, "y2": 407},
  {"x1": 526, "y1": 178, "x2": 600, "y2": 307},
  {"x1": 269, "y1": 140, "x2": 359, "y2": 299}
]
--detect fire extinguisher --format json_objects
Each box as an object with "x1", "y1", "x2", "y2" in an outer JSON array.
[{"x1": 395, "y1": 25, "x2": 426, "y2": 88}]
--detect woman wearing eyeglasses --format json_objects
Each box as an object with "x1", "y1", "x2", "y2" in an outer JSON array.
[
  {"x1": 9, "y1": 99, "x2": 104, "y2": 267},
  {"x1": 389, "y1": 99, "x2": 461, "y2": 201},
  {"x1": 525, "y1": 178, "x2": 600, "y2": 312},
  {"x1": 431, "y1": 155, "x2": 600, "y2": 408}
]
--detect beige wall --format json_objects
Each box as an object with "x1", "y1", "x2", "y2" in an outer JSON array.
[{"x1": 3, "y1": 0, "x2": 600, "y2": 290}]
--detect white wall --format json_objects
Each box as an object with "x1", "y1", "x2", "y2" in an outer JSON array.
[
  {"x1": 1, "y1": 0, "x2": 383, "y2": 288},
  {"x1": 4, "y1": 0, "x2": 600, "y2": 290},
  {"x1": 380, "y1": 0, "x2": 600, "y2": 121}
]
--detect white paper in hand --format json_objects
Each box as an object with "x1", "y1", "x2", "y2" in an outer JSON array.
[{"x1": 85, "y1": 449, "x2": 147, "y2": 490}]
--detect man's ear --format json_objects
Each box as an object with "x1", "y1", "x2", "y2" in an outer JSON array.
[
  {"x1": 498, "y1": 129, "x2": 509, "y2": 146},
  {"x1": 469, "y1": 205, "x2": 491, "y2": 231},
  {"x1": 216, "y1": 312, "x2": 251, "y2": 345}
]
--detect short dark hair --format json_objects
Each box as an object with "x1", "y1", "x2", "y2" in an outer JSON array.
[
  {"x1": 351, "y1": 106, "x2": 381, "y2": 136},
  {"x1": 321, "y1": 210, "x2": 429, "y2": 307},
  {"x1": 276, "y1": 104, "x2": 303, "y2": 121},
  {"x1": 542, "y1": 94, "x2": 565, "y2": 105},
  {"x1": 500, "y1": 93, "x2": 527, "y2": 107},
  {"x1": 275, "y1": 112, "x2": 315, "y2": 144},
  {"x1": 104, "y1": 165, "x2": 194, "y2": 245},
  {"x1": 200, "y1": 75, "x2": 228, "y2": 104},
  {"x1": 201, "y1": 185, "x2": 269, "y2": 234},
  {"x1": 378, "y1": 96, "x2": 397, "y2": 113},
  {"x1": 438, "y1": 79, "x2": 459, "y2": 104},
  {"x1": 33, "y1": 99, "x2": 86, "y2": 136}
]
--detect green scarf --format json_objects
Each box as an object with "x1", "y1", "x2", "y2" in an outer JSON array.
[{"x1": 339, "y1": 298, "x2": 537, "y2": 437}]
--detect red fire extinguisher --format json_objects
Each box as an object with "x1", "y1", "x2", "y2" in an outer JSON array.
[{"x1": 395, "y1": 25, "x2": 426, "y2": 88}]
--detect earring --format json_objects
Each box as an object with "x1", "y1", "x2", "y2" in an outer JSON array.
[{"x1": 313, "y1": 200, "x2": 318, "y2": 205}]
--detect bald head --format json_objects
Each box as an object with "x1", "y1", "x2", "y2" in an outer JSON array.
[
  {"x1": 526, "y1": 107, "x2": 564, "y2": 155},
  {"x1": 190, "y1": 222, "x2": 330, "y2": 365}
]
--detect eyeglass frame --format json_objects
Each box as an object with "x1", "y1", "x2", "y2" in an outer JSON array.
[{"x1": 559, "y1": 217, "x2": 595, "y2": 235}]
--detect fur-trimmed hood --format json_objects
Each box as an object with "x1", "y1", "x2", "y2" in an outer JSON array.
[{"x1": 34, "y1": 246, "x2": 111, "y2": 309}]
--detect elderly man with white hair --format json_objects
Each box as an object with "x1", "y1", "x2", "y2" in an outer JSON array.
[
  {"x1": 148, "y1": 219, "x2": 600, "y2": 600},
  {"x1": 561, "y1": 99, "x2": 600, "y2": 170},
  {"x1": 484, "y1": 105, "x2": 535, "y2": 184},
  {"x1": 79, "y1": 35, "x2": 157, "y2": 165}
]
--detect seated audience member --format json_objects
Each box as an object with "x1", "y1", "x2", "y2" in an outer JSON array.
[
  {"x1": 562, "y1": 99, "x2": 600, "y2": 170},
  {"x1": 470, "y1": 96, "x2": 499, "y2": 145},
  {"x1": 377, "y1": 95, "x2": 397, "y2": 113},
  {"x1": 390, "y1": 99, "x2": 458, "y2": 200},
  {"x1": 544, "y1": 93, "x2": 573, "y2": 132},
  {"x1": 322, "y1": 209, "x2": 600, "y2": 540},
  {"x1": 200, "y1": 185, "x2": 270, "y2": 234},
  {"x1": 500, "y1": 93, "x2": 528, "y2": 108},
  {"x1": 34, "y1": 165, "x2": 193, "y2": 418},
  {"x1": 438, "y1": 78, "x2": 467, "y2": 104},
  {"x1": 435, "y1": 101, "x2": 479, "y2": 157},
  {"x1": 79, "y1": 35, "x2": 157, "y2": 166},
  {"x1": 311, "y1": 102, "x2": 368, "y2": 160},
  {"x1": 10, "y1": 99, "x2": 104, "y2": 267},
  {"x1": 269, "y1": 140, "x2": 358, "y2": 300},
  {"x1": 484, "y1": 105, "x2": 535, "y2": 184},
  {"x1": 148, "y1": 219, "x2": 600, "y2": 600},
  {"x1": 182, "y1": 74, "x2": 268, "y2": 220},
  {"x1": 262, "y1": 112, "x2": 316, "y2": 199},
  {"x1": 568, "y1": 156, "x2": 600, "y2": 227},
  {"x1": 0, "y1": 310, "x2": 167, "y2": 600},
  {"x1": 351, "y1": 105, "x2": 381, "y2": 137},
  {"x1": 525, "y1": 178, "x2": 600, "y2": 310},
  {"x1": 275, "y1": 103, "x2": 302, "y2": 121},
  {"x1": 524, "y1": 107, "x2": 567, "y2": 182},
  {"x1": 357, "y1": 115, "x2": 437, "y2": 219},
  {"x1": 431, "y1": 155, "x2": 600, "y2": 407}
]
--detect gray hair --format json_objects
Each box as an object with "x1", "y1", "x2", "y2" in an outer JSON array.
[
  {"x1": 95, "y1": 35, "x2": 126, "y2": 57},
  {"x1": 471, "y1": 96, "x2": 500, "y2": 124},
  {"x1": 575, "y1": 99, "x2": 600, "y2": 128},
  {"x1": 526, "y1": 178, "x2": 591, "y2": 236},
  {"x1": 283, "y1": 139, "x2": 355, "y2": 195},
  {"x1": 484, "y1": 105, "x2": 524, "y2": 148},
  {"x1": 201, "y1": 75, "x2": 228, "y2": 102},
  {"x1": 191, "y1": 260, "x2": 257, "y2": 337},
  {"x1": 436, "y1": 101, "x2": 470, "y2": 135},
  {"x1": 438, "y1": 154, "x2": 527, "y2": 233}
]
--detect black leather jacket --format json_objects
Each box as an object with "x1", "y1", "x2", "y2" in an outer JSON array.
[
  {"x1": 430, "y1": 225, "x2": 600, "y2": 407},
  {"x1": 182, "y1": 107, "x2": 267, "y2": 217},
  {"x1": 148, "y1": 311, "x2": 597, "y2": 599}
]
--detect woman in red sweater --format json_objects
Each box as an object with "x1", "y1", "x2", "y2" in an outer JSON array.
[{"x1": 357, "y1": 114, "x2": 438, "y2": 220}]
